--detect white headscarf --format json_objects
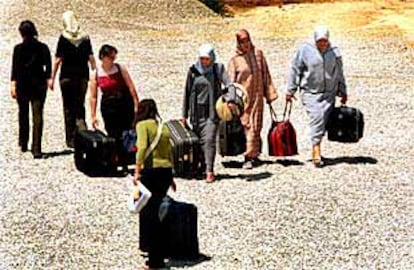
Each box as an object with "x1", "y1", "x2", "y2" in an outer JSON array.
[
  {"x1": 194, "y1": 43, "x2": 216, "y2": 75},
  {"x1": 62, "y1": 11, "x2": 88, "y2": 47},
  {"x1": 314, "y1": 25, "x2": 330, "y2": 42}
]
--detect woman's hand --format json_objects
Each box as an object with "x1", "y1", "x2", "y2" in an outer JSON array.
[
  {"x1": 47, "y1": 79, "x2": 54, "y2": 90},
  {"x1": 10, "y1": 86, "x2": 17, "y2": 99},
  {"x1": 286, "y1": 93, "x2": 295, "y2": 103},
  {"x1": 133, "y1": 171, "x2": 140, "y2": 186},
  {"x1": 340, "y1": 94, "x2": 347, "y2": 105},
  {"x1": 227, "y1": 102, "x2": 236, "y2": 110},
  {"x1": 91, "y1": 116, "x2": 98, "y2": 129},
  {"x1": 240, "y1": 113, "x2": 250, "y2": 129},
  {"x1": 181, "y1": 118, "x2": 187, "y2": 127}
]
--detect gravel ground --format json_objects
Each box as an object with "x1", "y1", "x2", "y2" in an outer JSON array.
[{"x1": 0, "y1": 0, "x2": 413, "y2": 269}]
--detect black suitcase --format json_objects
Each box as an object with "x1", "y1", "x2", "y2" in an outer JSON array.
[
  {"x1": 74, "y1": 129, "x2": 117, "y2": 176},
  {"x1": 166, "y1": 120, "x2": 200, "y2": 179},
  {"x1": 164, "y1": 199, "x2": 199, "y2": 259},
  {"x1": 327, "y1": 106, "x2": 364, "y2": 143},
  {"x1": 218, "y1": 119, "x2": 246, "y2": 156}
]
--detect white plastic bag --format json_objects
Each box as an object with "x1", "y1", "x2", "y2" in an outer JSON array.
[{"x1": 127, "y1": 178, "x2": 152, "y2": 214}]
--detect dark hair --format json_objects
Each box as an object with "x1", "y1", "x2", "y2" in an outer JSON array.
[
  {"x1": 19, "y1": 20, "x2": 38, "y2": 39},
  {"x1": 98, "y1": 44, "x2": 118, "y2": 60},
  {"x1": 135, "y1": 99, "x2": 160, "y2": 123}
]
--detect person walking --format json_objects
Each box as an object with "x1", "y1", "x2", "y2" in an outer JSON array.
[
  {"x1": 90, "y1": 44, "x2": 139, "y2": 170},
  {"x1": 286, "y1": 26, "x2": 347, "y2": 167},
  {"x1": 49, "y1": 10, "x2": 96, "y2": 148},
  {"x1": 228, "y1": 29, "x2": 278, "y2": 169},
  {"x1": 182, "y1": 44, "x2": 232, "y2": 182},
  {"x1": 133, "y1": 99, "x2": 176, "y2": 270},
  {"x1": 10, "y1": 20, "x2": 52, "y2": 159}
]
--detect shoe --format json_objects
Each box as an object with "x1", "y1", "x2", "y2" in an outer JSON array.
[
  {"x1": 20, "y1": 145, "x2": 28, "y2": 152},
  {"x1": 252, "y1": 157, "x2": 262, "y2": 166},
  {"x1": 145, "y1": 260, "x2": 166, "y2": 269},
  {"x1": 67, "y1": 142, "x2": 74, "y2": 149},
  {"x1": 33, "y1": 152, "x2": 43, "y2": 159},
  {"x1": 206, "y1": 172, "x2": 215, "y2": 183},
  {"x1": 242, "y1": 160, "x2": 253, "y2": 170}
]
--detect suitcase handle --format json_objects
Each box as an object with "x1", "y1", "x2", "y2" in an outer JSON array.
[
  {"x1": 283, "y1": 102, "x2": 292, "y2": 120},
  {"x1": 269, "y1": 102, "x2": 292, "y2": 122},
  {"x1": 268, "y1": 104, "x2": 278, "y2": 122}
]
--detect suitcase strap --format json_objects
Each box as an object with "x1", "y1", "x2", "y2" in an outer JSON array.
[
  {"x1": 269, "y1": 102, "x2": 292, "y2": 122},
  {"x1": 143, "y1": 121, "x2": 164, "y2": 161}
]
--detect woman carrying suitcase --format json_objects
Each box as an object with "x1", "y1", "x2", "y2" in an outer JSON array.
[
  {"x1": 89, "y1": 44, "x2": 139, "y2": 171},
  {"x1": 133, "y1": 99, "x2": 176, "y2": 270},
  {"x1": 286, "y1": 26, "x2": 347, "y2": 167},
  {"x1": 228, "y1": 29, "x2": 278, "y2": 169},
  {"x1": 182, "y1": 44, "x2": 232, "y2": 182}
]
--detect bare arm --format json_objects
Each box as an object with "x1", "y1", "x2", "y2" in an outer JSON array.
[
  {"x1": 10, "y1": 46, "x2": 18, "y2": 99},
  {"x1": 90, "y1": 71, "x2": 98, "y2": 128},
  {"x1": 49, "y1": 57, "x2": 62, "y2": 90},
  {"x1": 89, "y1": 55, "x2": 96, "y2": 71},
  {"x1": 119, "y1": 64, "x2": 139, "y2": 113}
]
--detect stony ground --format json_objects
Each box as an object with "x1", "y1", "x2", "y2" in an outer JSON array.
[{"x1": 0, "y1": 0, "x2": 413, "y2": 269}]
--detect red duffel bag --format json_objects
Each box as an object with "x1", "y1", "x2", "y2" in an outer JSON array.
[{"x1": 268, "y1": 102, "x2": 298, "y2": 157}]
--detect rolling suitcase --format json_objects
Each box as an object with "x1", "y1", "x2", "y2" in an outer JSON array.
[
  {"x1": 74, "y1": 129, "x2": 117, "y2": 176},
  {"x1": 166, "y1": 120, "x2": 200, "y2": 179},
  {"x1": 164, "y1": 198, "x2": 199, "y2": 259},
  {"x1": 327, "y1": 106, "x2": 364, "y2": 143},
  {"x1": 218, "y1": 119, "x2": 246, "y2": 156},
  {"x1": 268, "y1": 103, "x2": 298, "y2": 157}
]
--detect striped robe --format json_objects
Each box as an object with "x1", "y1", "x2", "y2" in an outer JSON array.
[{"x1": 228, "y1": 48, "x2": 278, "y2": 158}]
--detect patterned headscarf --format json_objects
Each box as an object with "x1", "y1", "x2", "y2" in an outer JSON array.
[{"x1": 236, "y1": 29, "x2": 254, "y2": 55}]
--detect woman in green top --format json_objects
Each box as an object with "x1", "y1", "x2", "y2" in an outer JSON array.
[{"x1": 133, "y1": 99, "x2": 176, "y2": 270}]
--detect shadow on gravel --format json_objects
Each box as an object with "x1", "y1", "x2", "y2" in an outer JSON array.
[
  {"x1": 43, "y1": 149, "x2": 74, "y2": 158},
  {"x1": 222, "y1": 159, "x2": 304, "y2": 168},
  {"x1": 322, "y1": 156, "x2": 378, "y2": 167},
  {"x1": 275, "y1": 159, "x2": 304, "y2": 167},
  {"x1": 166, "y1": 254, "x2": 212, "y2": 268},
  {"x1": 221, "y1": 160, "x2": 273, "y2": 168},
  {"x1": 216, "y1": 172, "x2": 272, "y2": 182}
]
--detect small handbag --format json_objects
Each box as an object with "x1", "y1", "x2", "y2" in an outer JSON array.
[{"x1": 122, "y1": 129, "x2": 137, "y2": 153}]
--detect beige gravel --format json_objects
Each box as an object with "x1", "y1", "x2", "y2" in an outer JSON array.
[{"x1": 0, "y1": 0, "x2": 413, "y2": 269}]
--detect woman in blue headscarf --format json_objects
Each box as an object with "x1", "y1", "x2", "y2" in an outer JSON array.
[{"x1": 182, "y1": 44, "x2": 231, "y2": 182}]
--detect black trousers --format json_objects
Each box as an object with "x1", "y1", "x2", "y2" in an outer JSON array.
[
  {"x1": 139, "y1": 167, "x2": 173, "y2": 268},
  {"x1": 60, "y1": 77, "x2": 88, "y2": 147},
  {"x1": 101, "y1": 92, "x2": 134, "y2": 165},
  {"x1": 17, "y1": 88, "x2": 47, "y2": 154}
]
